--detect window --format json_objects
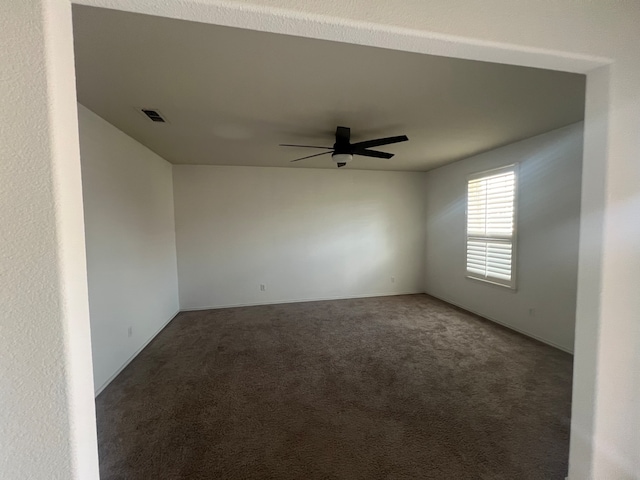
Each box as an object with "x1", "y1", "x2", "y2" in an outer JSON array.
[{"x1": 466, "y1": 165, "x2": 517, "y2": 288}]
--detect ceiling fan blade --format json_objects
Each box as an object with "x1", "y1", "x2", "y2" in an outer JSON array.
[
  {"x1": 279, "y1": 144, "x2": 333, "y2": 149},
  {"x1": 351, "y1": 135, "x2": 408, "y2": 149},
  {"x1": 352, "y1": 149, "x2": 394, "y2": 159},
  {"x1": 335, "y1": 126, "x2": 351, "y2": 144},
  {"x1": 290, "y1": 151, "x2": 333, "y2": 162}
]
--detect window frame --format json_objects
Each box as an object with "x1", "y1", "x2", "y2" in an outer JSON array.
[{"x1": 465, "y1": 164, "x2": 519, "y2": 290}]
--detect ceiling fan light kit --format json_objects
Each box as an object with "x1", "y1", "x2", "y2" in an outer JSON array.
[
  {"x1": 332, "y1": 153, "x2": 353, "y2": 167},
  {"x1": 280, "y1": 126, "x2": 408, "y2": 168}
]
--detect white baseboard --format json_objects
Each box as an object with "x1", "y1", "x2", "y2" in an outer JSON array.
[
  {"x1": 425, "y1": 292, "x2": 574, "y2": 355},
  {"x1": 181, "y1": 293, "x2": 574, "y2": 355},
  {"x1": 179, "y1": 291, "x2": 425, "y2": 312},
  {"x1": 94, "y1": 309, "x2": 180, "y2": 396},
  {"x1": 97, "y1": 291, "x2": 571, "y2": 396},
  {"x1": 96, "y1": 294, "x2": 422, "y2": 395}
]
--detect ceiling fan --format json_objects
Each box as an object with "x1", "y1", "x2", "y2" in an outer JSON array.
[{"x1": 280, "y1": 126, "x2": 409, "y2": 168}]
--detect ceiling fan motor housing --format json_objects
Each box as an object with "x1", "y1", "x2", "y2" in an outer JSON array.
[{"x1": 281, "y1": 126, "x2": 408, "y2": 167}]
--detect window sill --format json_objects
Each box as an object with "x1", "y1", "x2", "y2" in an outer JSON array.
[{"x1": 466, "y1": 274, "x2": 516, "y2": 291}]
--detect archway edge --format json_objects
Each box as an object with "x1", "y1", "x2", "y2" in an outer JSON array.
[{"x1": 73, "y1": 0, "x2": 610, "y2": 73}]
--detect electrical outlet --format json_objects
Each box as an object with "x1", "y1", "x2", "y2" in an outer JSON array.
[
  {"x1": 260, "y1": 284, "x2": 266, "y2": 292},
  {"x1": 127, "y1": 326, "x2": 133, "y2": 337},
  {"x1": 529, "y1": 308, "x2": 535, "y2": 317},
  {"x1": 391, "y1": 276, "x2": 396, "y2": 283}
]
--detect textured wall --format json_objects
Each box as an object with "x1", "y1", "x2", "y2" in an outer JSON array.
[
  {"x1": 79, "y1": 105, "x2": 180, "y2": 394},
  {"x1": 425, "y1": 123, "x2": 583, "y2": 353},
  {"x1": 174, "y1": 166, "x2": 426, "y2": 310},
  {"x1": 3, "y1": 0, "x2": 640, "y2": 479},
  {"x1": 0, "y1": 1, "x2": 99, "y2": 479}
]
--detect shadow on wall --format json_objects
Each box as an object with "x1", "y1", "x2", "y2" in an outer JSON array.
[{"x1": 424, "y1": 122, "x2": 584, "y2": 352}]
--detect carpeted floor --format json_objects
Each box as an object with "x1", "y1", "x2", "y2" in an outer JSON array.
[{"x1": 96, "y1": 294, "x2": 573, "y2": 480}]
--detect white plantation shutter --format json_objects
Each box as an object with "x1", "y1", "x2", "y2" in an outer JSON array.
[{"x1": 466, "y1": 166, "x2": 516, "y2": 288}]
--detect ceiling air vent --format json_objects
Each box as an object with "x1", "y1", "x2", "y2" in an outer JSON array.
[{"x1": 140, "y1": 108, "x2": 166, "y2": 123}]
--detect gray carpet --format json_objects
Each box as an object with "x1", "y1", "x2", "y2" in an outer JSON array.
[{"x1": 96, "y1": 294, "x2": 572, "y2": 479}]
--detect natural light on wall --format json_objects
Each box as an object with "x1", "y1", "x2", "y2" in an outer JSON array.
[{"x1": 466, "y1": 165, "x2": 517, "y2": 288}]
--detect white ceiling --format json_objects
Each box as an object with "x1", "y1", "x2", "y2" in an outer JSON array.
[{"x1": 72, "y1": 6, "x2": 585, "y2": 172}]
